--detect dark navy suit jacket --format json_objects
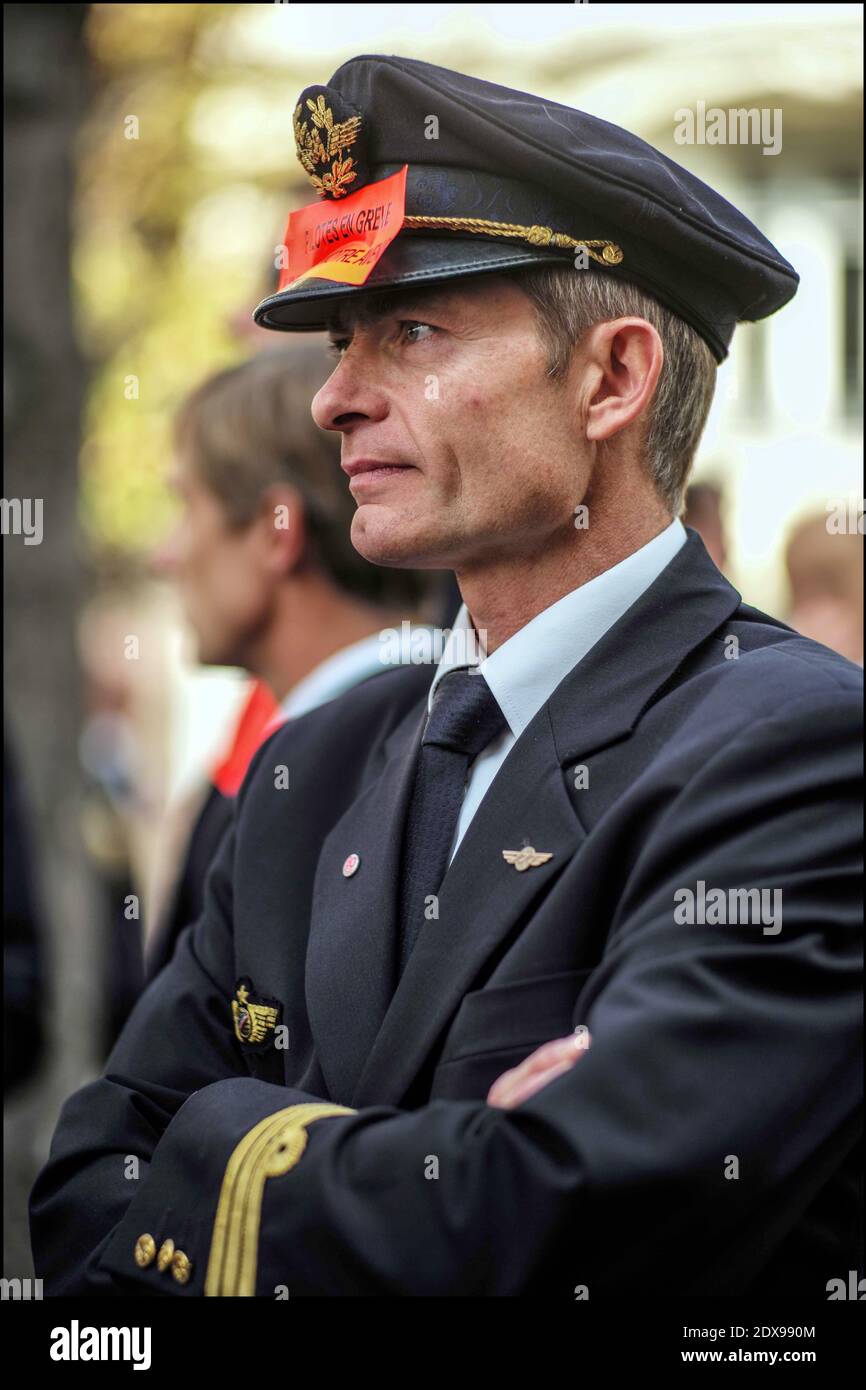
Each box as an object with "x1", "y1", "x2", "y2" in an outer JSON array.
[{"x1": 30, "y1": 531, "x2": 863, "y2": 1296}]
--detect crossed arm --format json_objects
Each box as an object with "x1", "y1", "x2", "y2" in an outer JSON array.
[{"x1": 29, "y1": 691, "x2": 863, "y2": 1297}]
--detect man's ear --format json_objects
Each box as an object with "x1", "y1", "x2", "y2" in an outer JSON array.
[
  {"x1": 583, "y1": 317, "x2": 664, "y2": 445},
  {"x1": 256, "y1": 483, "x2": 308, "y2": 577}
]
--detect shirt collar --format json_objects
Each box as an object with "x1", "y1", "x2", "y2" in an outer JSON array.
[{"x1": 427, "y1": 518, "x2": 687, "y2": 736}]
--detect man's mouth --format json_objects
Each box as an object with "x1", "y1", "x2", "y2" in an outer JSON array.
[{"x1": 342, "y1": 459, "x2": 416, "y2": 490}]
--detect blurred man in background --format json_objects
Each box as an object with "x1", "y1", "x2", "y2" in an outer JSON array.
[
  {"x1": 146, "y1": 343, "x2": 441, "y2": 978},
  {"x1": 785, "y1": 511, "x2": 863, "y2": 667}
]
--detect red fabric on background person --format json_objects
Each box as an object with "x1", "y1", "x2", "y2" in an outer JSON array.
[{"x1": 211, "y1": 680, "x2": 281, "y2": 797}]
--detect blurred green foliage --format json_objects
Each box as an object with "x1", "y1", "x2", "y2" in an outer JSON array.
[{"x1": 76, "y1": 3, "x2": 307, "y2": 558}]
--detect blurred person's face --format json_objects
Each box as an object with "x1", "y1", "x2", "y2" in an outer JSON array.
[
  {"x1": 311, "y1": 276, "x2": 663, "y2": 575},
  {"x1": 786, "y1": 524, "x2": 864, "y2": 666},
  {"x1": 152, "y1": 453, "x2": 279, "y2": 668}
]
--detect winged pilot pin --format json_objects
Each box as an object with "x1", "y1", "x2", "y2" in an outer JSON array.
[{"x1": 502, "y1": 847, "x2": 554, "y2": 872}]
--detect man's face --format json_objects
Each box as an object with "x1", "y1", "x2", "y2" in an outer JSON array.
[
  {"x1": 153, "y1": 454, "x2": 274, "y2": 668},
  {"x1": 311, "y1": 276, "x2": 588, "y2": 573}
]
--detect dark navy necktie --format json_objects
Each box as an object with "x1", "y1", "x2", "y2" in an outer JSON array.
[{"x1": 397, "y1": 668, "x2": 508, "y2": 975}]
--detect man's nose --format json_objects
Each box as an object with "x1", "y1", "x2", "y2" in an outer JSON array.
[
  {"x1": 311, "y1": 372, "x2": 351, "y2": 433},
  {"x1": 311, "y1": 360, "x2": 386, "y2": 434}
]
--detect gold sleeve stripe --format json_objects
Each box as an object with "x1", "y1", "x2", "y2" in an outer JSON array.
[{"x1": 205, "y1": 1102, "x2": 355, "y2": 1297}]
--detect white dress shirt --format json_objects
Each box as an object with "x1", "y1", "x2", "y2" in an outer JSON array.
[{"x1": 428, "y1": 518, "x2": 687, "y2": 866}]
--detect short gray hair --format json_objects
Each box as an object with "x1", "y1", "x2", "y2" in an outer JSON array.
[{"x1": 510, "y1": 264, "x2": 717, "y2": 513}]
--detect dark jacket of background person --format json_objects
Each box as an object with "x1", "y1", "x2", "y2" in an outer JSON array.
[{"x1": 4, "y1": 737, "x2": 46, "y2": 1094}]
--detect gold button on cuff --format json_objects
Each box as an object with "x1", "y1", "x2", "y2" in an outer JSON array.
[
  {"x1": 156, "y1": 1238, "x2": 175, "y2": 1272},
  {"x1": 171, "y1": 1250, "x2": 192, "y2": 1285},
  {"x1": 134, "y1": 1233, "x2": 156, "y2": 1268}
]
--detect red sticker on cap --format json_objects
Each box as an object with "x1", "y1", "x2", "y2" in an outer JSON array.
[{"x1": 277, "y1": 165, "x2": 407, "y2": 292}]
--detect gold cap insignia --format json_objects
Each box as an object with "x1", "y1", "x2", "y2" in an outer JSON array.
[
  {"x1": 231, "y1": 978, "x2": 281, "y2": 1049},
  {"x1": 293, "y1": 85, "x2": 368, "y2": 200},
  {"x1": 502, "y1": 847, "x2": 554, "y2": 872}
]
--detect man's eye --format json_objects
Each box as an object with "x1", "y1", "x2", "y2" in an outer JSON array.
[
  {"x1": 401, "y1": 321, "x2": 436, "y2": 344},
  {"x1": 326, "y1": 322, "x2": 436, "y2": 357}
]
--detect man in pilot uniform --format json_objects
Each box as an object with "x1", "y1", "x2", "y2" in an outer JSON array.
[{"x1": 30, "y1": 55, "x2": 862, "y2": 1298}]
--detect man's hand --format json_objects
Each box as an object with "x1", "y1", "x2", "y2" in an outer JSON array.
[{"x1": 486, "y1": 1030, "x2": 592, "y2": 1109}]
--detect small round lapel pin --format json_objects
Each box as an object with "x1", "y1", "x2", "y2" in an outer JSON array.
[{"x1": 342, "y1": 852, "x2": 361, "y2": 877}]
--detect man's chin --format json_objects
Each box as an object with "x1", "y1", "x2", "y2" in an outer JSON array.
[
  {"x1": 193, "y1": 636, "x2": 242, "y2": 670},
  {"x1": 350, "y1": 511, "x2": 446, "y2": 571}
]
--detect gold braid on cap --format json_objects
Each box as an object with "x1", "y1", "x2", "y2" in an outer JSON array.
[{"x1": 401, "y1": 216, "x2": 624, "y2": 266}]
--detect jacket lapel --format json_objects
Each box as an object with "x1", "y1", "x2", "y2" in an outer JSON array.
[
  {"x1": 546, "y1": 529, "x2": 743, "y2": 768},
  {"x1": 305, "y1": 697, "x2": 426, "y2": 1104}
]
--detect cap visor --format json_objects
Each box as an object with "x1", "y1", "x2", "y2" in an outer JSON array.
[{"x1": 253, "y1": 232, "x2": 570, "y2": 330}]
